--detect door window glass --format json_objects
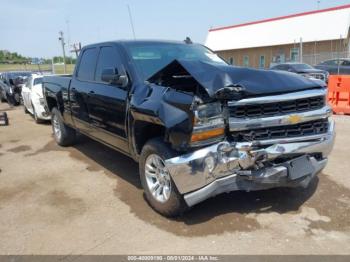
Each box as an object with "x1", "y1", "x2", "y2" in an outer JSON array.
[
  {"x1": 95, "y1": 46, "x2": 121, "y2": 82},
  {"x1": 33, "y1": 78, "x2": 43, "y2": 86},
  {"x1": 342, "y1": 60, "x2": 350, "y2": 66},
  {"x1": 324, "y1": 60, "x2": 338, "y2": 65},
  {"x1": 77, "y1": 48, "x2": 98, "y2": 81}
]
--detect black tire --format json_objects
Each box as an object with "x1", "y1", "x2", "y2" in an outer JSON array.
[
  {"x1": 6, "y1": 94, "x2": 15, "y2": 106},
  {"x1": 139, "y1": 138, "x2": 187, "y2": 217},
  {"x1": 0, "y1": 93, "x2": 6, "y2": 103},
  {"x1": 3, "y1": 112, "x2": 9, "y2": 126},
  {"x1": 13, "y1": 93, "x2": 20, "y2": 106},
  {"x1": 51, "y1": 107, "x2": 76, "y2": 146}
]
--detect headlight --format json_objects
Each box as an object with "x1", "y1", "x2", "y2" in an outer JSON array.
[
  {"x1": 325, "y1": 72, "x2": 329, "y2": 80},
  {"x1": 301, "y1": 74, "x2": 313, "y2": 79},
  {"x1": 191, "y1": 102, "x2": 225, "y2": 144}
]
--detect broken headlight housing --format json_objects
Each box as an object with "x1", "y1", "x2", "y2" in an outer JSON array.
[{"x1": 191, "y1": 102, "x2": 225, "y2": 145}]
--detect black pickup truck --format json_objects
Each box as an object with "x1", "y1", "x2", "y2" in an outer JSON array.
[{"x1": 43, "y1": 40, "x2": 335, "y2": 216}]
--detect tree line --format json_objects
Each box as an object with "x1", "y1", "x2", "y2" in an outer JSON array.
[{"x1": 0, "y1": 50, "x2": 76, "y2": 64}]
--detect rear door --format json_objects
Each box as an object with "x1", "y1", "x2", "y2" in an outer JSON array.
[
  {"x1": 70, "y1": 47, "x2": 98, "y2": 134},
  {"x1": 86, "y1": 45, "x2": 129, "y2": 153}
]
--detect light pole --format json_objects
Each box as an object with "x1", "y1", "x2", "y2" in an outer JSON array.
[{"x1": 58, "y1": 31, "x2": 67, "y2": 74}]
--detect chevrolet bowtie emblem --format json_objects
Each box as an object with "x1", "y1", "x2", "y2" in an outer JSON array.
[{"x1": 288, "y1": 115, "x2": 302, "y2": 124}]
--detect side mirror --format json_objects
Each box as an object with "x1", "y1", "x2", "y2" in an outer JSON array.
[{"x1": 101, "y1": 68, "x2": 128, "y2": 88}]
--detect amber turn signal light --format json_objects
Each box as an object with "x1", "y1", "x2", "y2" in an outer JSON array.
[{"x1": 191, "y1": 128, "x2": 225, "y2": 142}]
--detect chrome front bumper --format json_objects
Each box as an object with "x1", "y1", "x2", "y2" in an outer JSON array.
[{"x1": 165, "y1": 119, "x2": 335, "y2": 207}]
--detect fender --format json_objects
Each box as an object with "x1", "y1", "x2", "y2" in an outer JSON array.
[{"x1": 129, "y1": 82, "x2": 195, "y2": 152}]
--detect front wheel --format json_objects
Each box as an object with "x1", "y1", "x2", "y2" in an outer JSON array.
[
  {"x1": 139, "y1": 138, "x2": 187, "y2": 217},
  {"x1": 51, "y1": 107, "x2": 76, "y2": 146},
  {"x1": 13, "y1": 93, "x2": 20, "y2": 106}
]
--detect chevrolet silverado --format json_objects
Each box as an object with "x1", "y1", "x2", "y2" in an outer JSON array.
[{"x1": 43, "y1": 40, "x2": 335, "y2": 217}]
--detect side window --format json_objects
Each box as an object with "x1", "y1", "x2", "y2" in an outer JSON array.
[
  {"x1": 342, "y1": 60, "x2": 350, "y2": 66},
  {"x1": 95, "y1": 46, "x2": 121, "y2": 82},
  {"x1": 324, "y1": 60, "x2": 337, "y2": 65},
  {"x1": 276, "y1": 64, "x2": 285, "y2": 70},
  {"x1": 33, "y1": 78, "x2": 43, "y2": 86},
  {"x1": 77, "y1": 48, "x2": 98, "y2": 81}
]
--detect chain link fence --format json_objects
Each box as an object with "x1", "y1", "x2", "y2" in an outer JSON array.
[{"x1": 301, "y1": 51, "x2": 349, "y2": 66}]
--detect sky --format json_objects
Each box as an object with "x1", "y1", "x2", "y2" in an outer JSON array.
[{"x1": 0, "y1": 0, "x2": 349, "y2": 58}]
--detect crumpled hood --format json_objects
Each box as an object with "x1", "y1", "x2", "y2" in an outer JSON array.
[{"x1": 148, "y1": 60, "x2": 325, "y2": 99}]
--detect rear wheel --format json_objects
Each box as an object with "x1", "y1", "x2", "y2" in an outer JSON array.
[
  {"x1": 32, "y1": 103, "x2": 43, "y2": 124},
  {"x1": 139, "y1": 138, "x2": 187, "y2": 217},
  {"x1": 51, "y1": 107, "x2": 76, "y2": 146},
  {"x1": 1, "y1": 112, "x2": 9, "y2": 126},
  {"x1": 0, "y1": 93, "x2": 6, "y2": 102},
  {"x1": 23, "y1": 105, "x2": 29, "y2": 114}
]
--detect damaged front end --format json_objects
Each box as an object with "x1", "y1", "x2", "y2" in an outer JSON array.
[
  {"x1": 144, "y1": 59, "x2": 335, "y2": 207},
  {"x1": 165, "y1": 120, "x2": 334, "y2": 207},
  {"x1": 164, "y1": 88, "x2": 334, "y2": 207}
]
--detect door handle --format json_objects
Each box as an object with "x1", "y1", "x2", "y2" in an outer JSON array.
[{"x1": 89, "y1": 90, "x2": 95, "y2": 94}]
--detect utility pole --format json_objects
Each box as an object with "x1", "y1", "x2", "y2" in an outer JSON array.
[
  {"x1": 127, "y1": 4, "x2": 136, "y2": 39},
  {"x1": 338, "y1": 34, "x2": 342, "y2": 75},
  {"x1": 70, "y1": 42, "x2": 82, "y2": 59},
  {"x1": 66, "y1": 19, "x2": 71, "y2": 64},
  {"x1": 51, "y1": 58, "x2": 55, "y2": 74},
  {"x1": 58, "y1": 31, "x2": 67, "y2": 74},
  {"x1": 299, "y1": 37, "x2": 303, "y2": 63}
]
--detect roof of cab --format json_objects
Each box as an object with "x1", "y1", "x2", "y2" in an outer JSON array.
[{"x1": 82, "y1": 39, "x2": 195, "y2": 49}]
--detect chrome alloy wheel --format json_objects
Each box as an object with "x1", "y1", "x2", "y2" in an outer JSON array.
[
  {"x1": 145, "y1": 154, "x2": 172, "y2": 203},
  {"x1": 52, "y1": 114, "x2": 62, "y2": 141}
]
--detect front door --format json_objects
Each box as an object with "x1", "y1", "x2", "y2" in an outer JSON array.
[{"x1": 86, "y1": 46, "x2": 129, "y2": 153}]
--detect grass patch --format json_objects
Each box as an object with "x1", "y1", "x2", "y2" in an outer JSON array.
[{"x1": 0, "y1": 64, "x2": 75, "y2": 74}]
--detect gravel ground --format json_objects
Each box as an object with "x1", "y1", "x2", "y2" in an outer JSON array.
[{"x1": 0, "y1": 102, "x2": 350, "y2": 255}]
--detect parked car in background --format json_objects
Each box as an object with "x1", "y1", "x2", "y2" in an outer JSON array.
[
  {"x1": 315, "y1": 58, "x2": 350, "y2": 75},
  {"x1": 0, "y1": 79, "x2": 9, "y2": 102},
  {"x1": 270, "y1": 63, "x2": 329, "y2": 82},
  {"x1": 43, "y1": 40, "x2": 334, "y2": 217},
  {"x1": 21, "y1": 74, "x2": 50, "y2": 123},
  {"x1": 0, "y1": 71, "x2": 32, "y2": 105}
]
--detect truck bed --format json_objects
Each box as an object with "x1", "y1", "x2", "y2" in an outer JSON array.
[{"x1": 43, "y1": 75, "x2": 72, "y2": 96}]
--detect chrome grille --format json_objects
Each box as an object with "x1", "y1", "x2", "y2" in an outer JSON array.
[
  {"x1": 229, "y1": 96, "x2": 325, "y2": 118},
  {"x1": 231, "y1": 118, "x2": 328, "y2": 142}
]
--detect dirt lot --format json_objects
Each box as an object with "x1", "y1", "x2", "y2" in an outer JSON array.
[{"x1": 0, "y1": 102, "x2": 350, "y2": 255}]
